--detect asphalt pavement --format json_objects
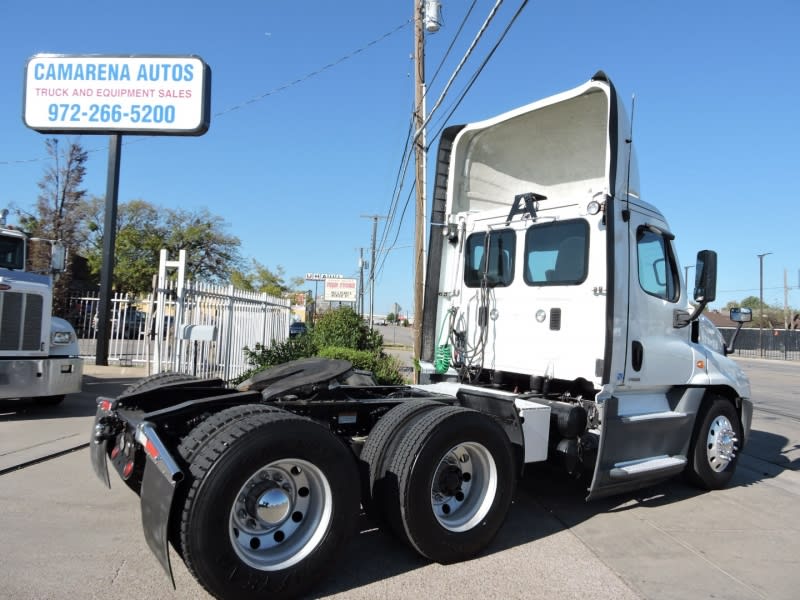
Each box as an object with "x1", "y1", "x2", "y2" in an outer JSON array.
[{"x1": 0, "y1": 358, "x2": 798, "y2": 599}]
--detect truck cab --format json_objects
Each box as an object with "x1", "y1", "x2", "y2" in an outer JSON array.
[
  {"x1": 420, "y1": 72, "x2": 751, "y2": 498},
  {"x1": 0, "y1": 220, "x2": 82, "y2": 404}
]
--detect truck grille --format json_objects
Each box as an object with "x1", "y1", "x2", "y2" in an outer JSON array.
[{"x1": 0, "y1": 292, "x2": 44, "y2": 351}]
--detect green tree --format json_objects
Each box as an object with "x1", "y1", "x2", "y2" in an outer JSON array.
[
  {"x1": 162, "y1": 207, "x2": 240, "y2": 283},
  {"x1": 83, "y1": 200, "x2": 242, "y2": 292},
  {"x1": 83, "y1": 197, "x2": 164, "y2": 292},
  {"x1": 230, "y1": 260, "x2": 299, "y2": 297}
]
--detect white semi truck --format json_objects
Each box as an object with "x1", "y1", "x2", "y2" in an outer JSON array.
[
  {"x1": 90, "y1": 72, "x2": 752, "y2": 600},
  {"x1": 0, "y1": 216, "x2": 83, "y2": 405}
]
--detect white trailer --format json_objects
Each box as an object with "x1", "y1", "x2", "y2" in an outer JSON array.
[
  {"x1": 90, "y1": 73, "x2": 752, "y2": 599},
  {"x1": 0, "y1": 221, "x2": 82, "y2": 404}
]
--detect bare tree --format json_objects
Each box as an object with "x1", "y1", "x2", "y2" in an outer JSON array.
[{"x1": 17, "y1": 137, "x2": 90, "y2": 314}]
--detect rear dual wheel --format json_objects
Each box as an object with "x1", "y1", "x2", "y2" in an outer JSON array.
[
  {"x1": 374, "y1": 404, "x2": 516, "y2": 563},
  {"x1": 178, "y1": 411, "x2": 360, "y2": 600}
]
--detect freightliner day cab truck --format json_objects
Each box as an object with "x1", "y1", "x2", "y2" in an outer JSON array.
[
  {"x1": 90, "y1": 72, "x2": 753, "y2": 600},
  {"x1": 0, "y1": 213, "x2": 82, "y2": 405}
]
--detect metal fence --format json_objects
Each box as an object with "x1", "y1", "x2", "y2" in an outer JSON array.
[
  {"x1": 69, "y1": 281, "x2": 291, "y2": 381},
  {"x1": 719, "y1": 327, "x2": 800, "y2": 361}
]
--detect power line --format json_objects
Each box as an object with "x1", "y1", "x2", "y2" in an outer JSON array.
[
  {"x1": 416, "y1": 0, "x2": 505, "y2": 140},
  {"x1": 214, "y1": 20, "x2": 412, "y2": 118},
  {"x1": 378, "y1": 0, "x2": 505, "y2": 262},
  {"x1": 428, "y1": 0, "x2": 530, "y2": 147},
  {"x1": 1, "y1": 20, "x2": 411, "y2": 167},
  {"x1": 378, "y1": 0, "x2": 530, "y2": 264},
  {"x1": 425, "y1": 0, "x2": 478, "y2": 91}
]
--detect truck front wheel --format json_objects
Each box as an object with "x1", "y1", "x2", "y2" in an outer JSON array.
[
  {"x1": 686, "y1": 396, "x2": 742, "y2": 490},
  {"x1": 179, "y1": 411, "x2": 360, "y2": 600},
  {"x1": 382, "y1": 405, "x2": 515, "y2": 563}
]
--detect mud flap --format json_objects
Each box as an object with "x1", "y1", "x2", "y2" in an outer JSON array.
[
  {"x1": 90, "y1": 437, "x2": 110, "y2": 488},
  {"x1": 140, "y1": 457, "x2": 178, "y2": 588}
]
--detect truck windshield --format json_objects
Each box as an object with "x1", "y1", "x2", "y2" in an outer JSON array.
[{"x1": 0, "y1": 235, "x2": 25, "y2": 270}]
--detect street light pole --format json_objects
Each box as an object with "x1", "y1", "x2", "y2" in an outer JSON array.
[{"x1": 757, "y1": 252, "x2": 772, "y2": 357}]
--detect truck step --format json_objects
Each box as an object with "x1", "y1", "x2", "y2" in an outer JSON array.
[
  {"x1": 620, "y1": 411, "x2": 687, "y2": 423},
  {"x1": 609, "y1": 455, "x2": 687, "y2": 479}
]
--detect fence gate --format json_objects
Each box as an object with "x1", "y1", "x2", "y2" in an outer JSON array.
[{"x1": 69, "y1": 250, "x2": 291, "y2": 381}]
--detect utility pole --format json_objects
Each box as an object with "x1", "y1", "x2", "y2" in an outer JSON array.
[
  {"x1": 358, "y1": 248, "x2": 365, "y2": 318},
  {"x1": 413, "y1": 0, "x2": 427, "y2": 377},
  {"x1": 784, "y1": 268, "x2": 790, "y2": 330},
  {"x1": 758, "y1": 252, "x2": 772, "y2": 357},
  {"x1": 361, "y1": 214, "x2": 385, "y2": 329}
]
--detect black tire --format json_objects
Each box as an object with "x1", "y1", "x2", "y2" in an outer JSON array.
[
  {"x1": 179, "y1": 412, "x2": 360, "y2": 600},
  {"x1": 360, "y1": 399, "x2": 445, "y2": 520},
  {"x1": 382, "y1": 405, "x2": 515, "y2": 563},
  {"x1": 685, "y1": 396, "x2": 742, "y2": 490},
  {"x1": 121, "y1": 372, "x2": 199, "y2": 396},
  {"x1": 169, "y1": 404, "x2": 282, "y2": 557},
  {"x1": 38, "y1": 395, "x2": 65, "y2": 406}
]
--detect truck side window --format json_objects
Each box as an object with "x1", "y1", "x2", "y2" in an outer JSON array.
[
  {"x1": 637, "y1": 228, "x2": 679, "y2": 302},
  {"x1": 464, "y1": 229, "x2": 515, "y2": 287},
  {"x1": 524, "y1": 219, "x2": 589, "y2": 286},
  {"x1": 0, "y1": 237, "x2": 25, "y2": 270}
]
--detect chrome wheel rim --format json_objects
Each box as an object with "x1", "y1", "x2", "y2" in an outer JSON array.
[
  {"x1": 430, "y1": 442, "x2": 497, "y2": 532},
  {"x1": 706, "y1": 415, "x2": 738, "y2": 472},
  {"x1": 229, "y1": 458, "x2": 332, "y2": 571}
]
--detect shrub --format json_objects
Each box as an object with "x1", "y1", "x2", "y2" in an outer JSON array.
[
  {"x1": 317, "y1": 346, "x2": 405, "y2": 385},
  {"x1": 233, "y1": 308, "x2": 403, "y2": 386},
  {"x1": 311, "y1": 307, "x2": 383, "y2": 353}
]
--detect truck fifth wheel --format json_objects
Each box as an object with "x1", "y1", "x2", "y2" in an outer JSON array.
[{"x1": 90, "y1": 73, "x2": 753, "y2": 600}]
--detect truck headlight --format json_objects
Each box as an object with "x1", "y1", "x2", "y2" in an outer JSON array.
[{"x1": 52, "y1": 330, "x2": 74, "y2": 344}]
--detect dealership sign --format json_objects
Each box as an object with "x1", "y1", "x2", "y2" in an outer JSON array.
[
  {"x1": 324, "y1": 278, "x2": 357, "y2": 302},
  {"x1": 23, "y1": 54, "x2": 211, "y2": 135}
]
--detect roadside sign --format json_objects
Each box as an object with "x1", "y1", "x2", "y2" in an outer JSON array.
[
  {"x1": 324, "y1": 278, "x2": 357, "y2": 302},
  {"x1": 23, "y1": 54, "x2": 211, "y2": 135},
  {"x1": 306, "y1": 273, "x2": 343, "y2": 281}
]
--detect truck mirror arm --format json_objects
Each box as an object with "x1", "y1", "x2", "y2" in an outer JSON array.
[
  {"x1": 723, "y1": 320, "x2": 745, "y2": 356},
  {"x1": 683, "y1": 299, "x2": 709, "y2": 327}
]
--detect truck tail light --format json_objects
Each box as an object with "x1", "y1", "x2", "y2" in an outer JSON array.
[
  {"x1": 143, "y1": 438, "x2": 159, "y2": 461},
  {"x1": 122, "y1": 460, "x2": 135, "y2": 479}
]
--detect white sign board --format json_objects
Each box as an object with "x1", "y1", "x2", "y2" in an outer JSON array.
[
  {"x1": 324, "y1": 278, "x2": 357, "y2": 302},
  {"x1": 23, "y1": 54, "x2": 211, "y2": 135},
  {"x1": 306, "y1": 272, "x2": 343, "y2": 281}
]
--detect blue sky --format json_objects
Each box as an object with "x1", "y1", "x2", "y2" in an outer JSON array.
[{"x1": 2, "y1": 1, "x2": 798, "y2": 319}]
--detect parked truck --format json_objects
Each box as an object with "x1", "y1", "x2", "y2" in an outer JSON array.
[
  {"x1": 90, "y1": 72, "x2": 753, "y2": 600},
  {"x1": 0, "y1": 212, "x2": 82, "y2": 405}
]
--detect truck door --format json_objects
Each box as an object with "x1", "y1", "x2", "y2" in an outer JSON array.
[{"x1": 588, "y1": 201, "x2": 704, "y2": 499}]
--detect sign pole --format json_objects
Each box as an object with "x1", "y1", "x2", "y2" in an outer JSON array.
[{"x1": 95, "y1": 134, "x2": 122, "y2": 366}]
